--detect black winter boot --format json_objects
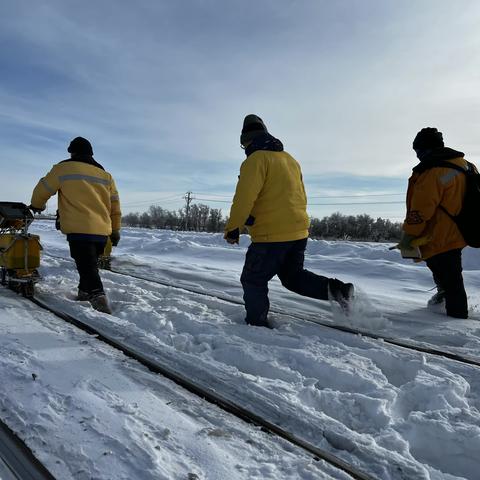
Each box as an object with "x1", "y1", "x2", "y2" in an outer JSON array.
[
  {"x1": 428, "y1": 289, "x2": 445, "y2": 306},
  {"x1": 328, "y1": 278, "x2": 354, "y2": 313},
  {"x1": 89, "y1": 293, "x2": 112, "y2": 314},
  {"x1": 76, "y1": 289, "x2": 89, "y2": 301}
]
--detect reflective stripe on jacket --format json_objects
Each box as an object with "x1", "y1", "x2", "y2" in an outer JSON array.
[
  {"x1": 225, "y1": 150, "x2": 310, "y2": 242},
  {"x1": 31, "y1": 160, "x2": 121, "y2": 235},
  {"x1": 403, "y1": 156, "x2": 467, "y2": 259}
]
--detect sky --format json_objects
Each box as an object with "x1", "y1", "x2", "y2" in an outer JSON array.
[{"x1": 1, "y1": 0, "x2": 480, "y2": 221}]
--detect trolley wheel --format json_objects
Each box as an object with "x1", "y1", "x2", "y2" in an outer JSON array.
[
  {"x1": 8, "y1": 280, "x2": 21, "y2": 295},
  {"x1": 22, "y1": 282, "x2": 35, "y2": 298}
]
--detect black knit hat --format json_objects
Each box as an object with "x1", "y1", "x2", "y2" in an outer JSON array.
[
  {"x1": 412, "y1": 128, "x2": 444, "y2": 152},
  {"x1": 240, "y1": 114, "x2": 268, "y2": 146},
  {"x1": 68, "y1": 137, "x2": 93, "y2": 156}
]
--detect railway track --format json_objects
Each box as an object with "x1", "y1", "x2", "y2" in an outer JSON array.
[
  {"x1": 43, "y1": 251, "x2": 480, "y2": 368},
  {"x1": 106, "y1": 263, "x2": 480, "y2": 369},
  {"x1": 0, "y1": 418, "x2": 55, "y2": 480},
  {"x1": 28, "y1": 294, "x2": 375, "y2": 480},
  {"x1": 7, "y1": 251, "x2": 478, "y2": 479}
]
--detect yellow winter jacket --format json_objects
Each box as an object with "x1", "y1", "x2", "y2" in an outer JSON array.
[
  {"x1": 225, "y1": 149, "x2": 310, "y2": 242},
  {"x1": 31, "y1": 158, "x2": 121, "y2": 236},
  {"x1": 403, "y1": 152, "x2": 468, "y2": 260}
]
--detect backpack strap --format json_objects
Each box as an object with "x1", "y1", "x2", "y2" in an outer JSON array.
[
  {"x1": 432, "y1": 160, "x2": 470, "y2": 173},
  {"x1": 432, "y1": 161, "x2": 470, "y2": 219}
]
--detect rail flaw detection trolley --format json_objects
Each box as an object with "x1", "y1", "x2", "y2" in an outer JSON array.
[{"x1": 0, "y1": 202, "x2": 41, "y2": 297}]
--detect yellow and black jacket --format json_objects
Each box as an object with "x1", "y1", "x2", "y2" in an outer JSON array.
[
  {"x1": 31, "y1": 156, "x2": 121, "y2": 236},
  {"x1": 403, "y1": 148, "x2": 468, "y2": 259},
  {"x1": 225, "y1": 135, "x2": 310, "y2": 243}
]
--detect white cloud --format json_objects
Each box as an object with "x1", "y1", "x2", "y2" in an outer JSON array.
[{"x1": 1, "y1": 0, "x2": 480, "y2": 219}]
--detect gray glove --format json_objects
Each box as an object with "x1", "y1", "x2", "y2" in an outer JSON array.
[{"x1": 398, "y1": 232, "x2": 416, "y2": 250}]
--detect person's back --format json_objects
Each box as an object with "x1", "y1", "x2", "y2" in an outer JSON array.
[
  {"x1": 244, "y1": 148, "x2": 308, "y2": 242},
  {"x1": 41, "y1": 157, "x2": 120, "y2": 236},
  {"x1": 224, "y1": 115, "x2": 353, "y2": 327},
  {"x1": 226, "y1": 127, "x2": 309, "y2": 243},
  {"x1": 30, "y1": 137, "x2": 121, "y2": 314}
]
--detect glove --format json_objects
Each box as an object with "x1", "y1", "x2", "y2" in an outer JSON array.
[
  {"x1": 55, "y1": 210, "x2": 61, "y2": 230},
  {"x1": 224, "y1": 228, "x2": 239, "y2": 245},
  {"x1": 110, "y1": 230, "x2": 120, "y2": 247},
  {"x1": 398, "y1": 232, "x2": 416, "y2": 250},
  {"x1": 28, "y1": 204, "x2": 45, "y2": 214},
  {"x1": 396, "y1": 232, "x2": 422, "y2": 260}
]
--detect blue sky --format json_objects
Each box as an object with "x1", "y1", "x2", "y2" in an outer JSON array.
[{"x1": 1, "y1": 0, "x2": 480, "y2": 221}]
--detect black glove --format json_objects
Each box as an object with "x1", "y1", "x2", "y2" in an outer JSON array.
[
  {"x1": 224, "y1": 228, "x2": 239, "y2": 244},
  {"x1": 110, "y1": 230, "x2": 120, "y2": 247},
  {"x1": 28, "y1": 204, "x2": 44, "y2": 214},
  {"x1": 55, "y1": 210, "x2": 61, "y2": 230}
]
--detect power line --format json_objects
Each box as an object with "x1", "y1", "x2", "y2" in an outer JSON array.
[
  {"x1": 196, "y1": 192, "x2": 404, "y2": 200},
  {"x1": 308, "y1": 193, "x2": 403, "y2": 199},
  {"x1": 193, "y1": 192, "x2": 232, "y2": 198},
  {"x1": 194, "y1": 197, "x2": 231, "y2": 203},
  {"x1": 193, "y1": 196, "x2": 405, "y2": 207},
  {"x1": 308, "y1": 201, "x2": 404, "y2": 206},
  {"x1": 150, "y1": 199, "x2": 183, "y2": 206},
  {"x1": 122, "y1": 194, "x2": 183, "y2": 207},
  {"x1": 122, "y1": 192, "x2": 406, "y2": 210},
  {"x1": 122, "y1": 191, "x2": 406, "y2": 208}
]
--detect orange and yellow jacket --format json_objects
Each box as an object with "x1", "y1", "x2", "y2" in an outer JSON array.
[
  {"x1": 403, "y1": 149, "x2": 468, "y2": 259},
  {"x1": 225, "y1": 148, "x2": 310, "y2": 243},
  {"x1": 31, "y1": 157, "x2": 121, "y2": 236}
]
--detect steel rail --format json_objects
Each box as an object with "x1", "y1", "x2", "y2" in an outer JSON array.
[
  {"x1": 42, "y1": 252, "x2": 480, "y2": 368},
  {"x1": 28, "y1": 294, "x2": 375, "y2": 480},
  {"x1": 0, "y1": 418, "x2": 56, "y2": 480},
  {"x1": 108, "y1": 266, "x2": 480, "y2": 369}
]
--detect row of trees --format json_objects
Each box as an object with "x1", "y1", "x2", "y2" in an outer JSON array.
[
  {"x1": 122, "y1": 204, "x2": 402, "y2": 241},
  {"x1": 122, "y1": 204, "x2": 226, "y2": 233},
  {"x1": 309, "y1": 213, "x2": 402, "y2": 241}
]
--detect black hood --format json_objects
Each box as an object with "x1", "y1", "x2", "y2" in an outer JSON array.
[
  {"x1": 60, "y1": 154, "x2": 105, "y2": 171},
  {"x1": 412, "y1": 147, "x2": 464, "y2": 174},
  {"x1": 245, "y1": 132, "x2": 284, "y2": 157}
]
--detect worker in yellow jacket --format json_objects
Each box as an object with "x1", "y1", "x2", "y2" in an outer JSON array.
[
  {"x1": 401, "y1": 127, "x2": 469, "y2": 318},
  {"x1": 30, "y1": 137, "x2": 121, "y2": 314},
  {"x1": 224, "y1": 114, "x2": 354, "y2": 327}
]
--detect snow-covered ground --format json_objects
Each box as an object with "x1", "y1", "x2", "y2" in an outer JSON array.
[{"x1": 2, "y1": 220, "x2": 480, "y2": 480}]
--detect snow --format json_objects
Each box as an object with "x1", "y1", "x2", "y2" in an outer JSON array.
[{"x1": 2, "y1": 220, "x2": 480, "y2": 479}]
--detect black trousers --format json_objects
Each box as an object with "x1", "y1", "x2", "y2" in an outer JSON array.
[
  {"x1": 240, "y1": 238, "x2": 330, "y2": 326},
  {"x1": 426, "y1": 248, "x2": 468, "y2": 319},
  {"x1": 68, "y1": 240, "x2": 107, "y2": 295}
]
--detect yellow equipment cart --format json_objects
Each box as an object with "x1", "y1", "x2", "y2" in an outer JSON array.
[{"x1": 0, "y1": 202, "x2": 41, "y2": 297}]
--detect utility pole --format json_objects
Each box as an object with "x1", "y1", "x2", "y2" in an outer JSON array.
[{"x1": 184, "y1": 191, "x2": 193, "y2": 231}]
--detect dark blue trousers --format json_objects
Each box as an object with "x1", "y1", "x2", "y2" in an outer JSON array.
[
  {"x1": 69, "y1": 240, "x2": 107, "y2": 295},
  {"x1": 240, "y1": 238, "x2": 330, "y2": 326},
  {"x1": 426, "y1": 248, "x2": 468, "y2": 318}
]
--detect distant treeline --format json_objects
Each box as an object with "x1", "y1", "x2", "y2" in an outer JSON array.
[
  {"x1": 309, "y1": 213, "x2": 402, "y2": 241},
  {"x1": 122, "y1": 204, "x2": 226, "y2": 233},
  {"x1": 122, "y1": 204, "x2": 403, "y2": 241}
]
